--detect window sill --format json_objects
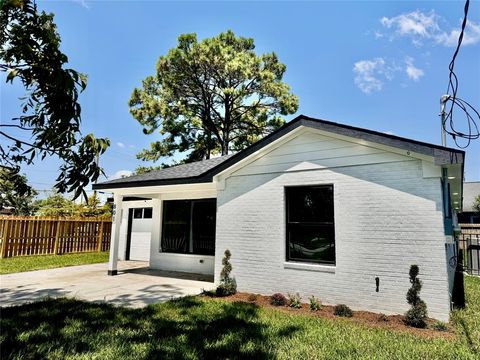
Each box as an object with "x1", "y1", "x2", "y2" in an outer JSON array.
[
  {"x1": 159, "y1": 253, "x2": 215, "y2": 258},
  {"x1": 283, "y1": 262, "x2": 336, "y2": 273}
]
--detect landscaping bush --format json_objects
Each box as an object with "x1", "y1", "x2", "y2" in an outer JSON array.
[
  {"x1": 216, "y1": 250, "x2": 237, "y2": 297},
  {"x1": 404, "y1": 265, "x2": 428, "y2": 328},
  {"x1": 270, "y1": 293, "x2": 287, "y2": 306},
  {"x1": 334, "y1": 304, "x2": 353, "y2": 317},
  {"x1": 288, "y1": 293, "x2": 302, "y2": 309},
  {"x1": 309, "y1": 296, "x2": 321, "y2": 311},
  {"x1": 432, "y1": 321, "x2": 448, "y2": 331}
]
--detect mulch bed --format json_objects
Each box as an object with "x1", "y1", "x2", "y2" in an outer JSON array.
[{"x1": 202, "y1": 292, "x2": 455, "y2": 339}]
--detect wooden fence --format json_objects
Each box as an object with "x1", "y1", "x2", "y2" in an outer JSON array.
[{"x1": 0, "y1": 216, "x2": 112, "y2": 258}]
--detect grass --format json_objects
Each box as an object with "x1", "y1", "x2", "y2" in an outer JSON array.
[
  {"x1": 0, "y1": 252, "x2": 109, "y2": 275},
  {"x1": 1, "y1": 276, "x2": 479, "y2": 359}
]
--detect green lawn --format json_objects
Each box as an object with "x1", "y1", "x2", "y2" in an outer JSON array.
[
  {"x1": 1, "y1": 277, "x2": 479, "y2": 359},
  {"x1": 0, "y1": 252, "x2": 109, "y2": 275}
]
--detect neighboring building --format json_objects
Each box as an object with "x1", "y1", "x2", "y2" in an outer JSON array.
[
  {"x1": 458, "y1": 182, "x2": 480, "y2": 224},
  {"x1": 93, "y1": 115, "x2": 464, "y2": 321}
]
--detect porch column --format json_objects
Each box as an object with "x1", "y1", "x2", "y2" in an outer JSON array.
[
  {"x1": 108, "y1": 193, "x2": 123, "y2": 275},
  {"x1": 149, "y1": 198, "x2": 162, "y2": 267}
]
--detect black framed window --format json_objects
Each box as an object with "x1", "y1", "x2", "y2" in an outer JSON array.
[
  {"x1": 161, "y1": 199, "x2": 216, "y2": 255},
  {"x1": 133, "y1": 207, "x2": 152, "y2": 219},
  {"x1": 134, "y1": 208, "x2": 143, "y2": 219},
  {"x1": 143, "y1": 207, "x2": 153, "y2": 219},
  {"x1": 286, "y1": 185, "x2": 335, "y2": 264}
]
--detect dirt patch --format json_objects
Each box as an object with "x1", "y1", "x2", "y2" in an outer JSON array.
[{"x1": 203, "y1": 292, "x2": 455, "y2": 339}]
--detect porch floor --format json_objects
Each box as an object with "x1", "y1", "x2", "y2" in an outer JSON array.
[{"x1": 0, "y1": 261, "x2": 215, "y2": 308}]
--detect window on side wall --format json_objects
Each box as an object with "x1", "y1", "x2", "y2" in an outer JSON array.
[{"x1": 285, "y1": 185, "x2": 335, "y2": 265}]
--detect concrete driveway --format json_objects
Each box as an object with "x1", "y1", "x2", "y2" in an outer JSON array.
[{"x1": 0, "y1": 261, "x2": 215, "y2": 308}]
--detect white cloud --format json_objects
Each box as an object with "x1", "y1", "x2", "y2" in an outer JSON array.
[
  {"x1": 380, "y1": 10, "x2": 480, "y2": 47},
  {"x1": 128, "y1": 144, "x2": 136, "y2": 149},
  {"x1": 116, "y1": 142, "x2": 125, "y2": 148},
  {"x1": 436, "y1": 20, "x2": 480, "y2": 47},
  {"x1": 404, "y1": 56, "x2": 424, "y2": 81},
  {"x1": 353, "y1": 58, "x2": 398, "y2": 94},
  {"x1": 72, "y1": 0, "x2": 90, "y2": 9},
  {"x1": 380, "y1": 10, "x2": 439, "y2": 41},
  {"x1": 108, "y1": 170, "x2": 132, "y2": 180},
  {"x1": 353, "y1": 56, "x2": 425, "y2": 93}
]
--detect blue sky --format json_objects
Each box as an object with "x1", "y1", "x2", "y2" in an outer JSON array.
[{"x1": 1, "y1": 0, "x2": 479, "y2": 197}]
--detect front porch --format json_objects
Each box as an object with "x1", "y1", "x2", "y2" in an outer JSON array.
[{"x1": 106, "y1": 182, "x2": 218, "y2": 278}]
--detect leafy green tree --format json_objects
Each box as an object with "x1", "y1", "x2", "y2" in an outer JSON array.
[
  {"x1": 0, "y1": 167, "x2": 37, "y2": 215},
  {"x1": 129, "y1": 30, "x2": 298, "y2": 164},
  {"x1": 473, "y1": 194, "x2": 480, "y2": 213},
  {"x1": 76, "y1": 193, "x2": 112, "y2": 217},
  {"x1": 0, "y1": 0, "x2": 109, "y2": 200},
  {"x1": 34, "y1": 193, "x2": 76, "y2": 217},
  {"x1": 34, "y1": 192, "x2": 111, "y2": 217},
  {"x1": 134, "y1": 165, "x2": 162, "y2": 175}
]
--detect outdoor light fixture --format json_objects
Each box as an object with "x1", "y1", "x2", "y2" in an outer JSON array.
[{"x1": 448, "y1": 176, "x2": 456, "y2": 180}]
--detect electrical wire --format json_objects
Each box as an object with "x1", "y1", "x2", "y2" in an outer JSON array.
[{"x1": 442, "y1": 0, "x2": 480, "y2": 148}]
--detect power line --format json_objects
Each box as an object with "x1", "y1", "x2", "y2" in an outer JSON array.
[{"x1": 441, "y1": 0, "x2": 480, "y2": 148}]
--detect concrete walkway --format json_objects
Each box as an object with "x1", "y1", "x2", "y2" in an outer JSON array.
[{"x1": 0, "y1": 261, "x2": 215, "y2": 308}]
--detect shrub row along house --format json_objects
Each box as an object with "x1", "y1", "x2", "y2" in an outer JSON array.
[{"x1": 93, "y1": 115, "x2": 464, "y2": 321}]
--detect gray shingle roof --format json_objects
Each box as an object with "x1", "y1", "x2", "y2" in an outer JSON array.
[
  {"x1": 94, "y1": 115, "x2": 464, "y2": 190},
  {"x1": 95, "y1": 154, "x2": 234, "y2": 189}
]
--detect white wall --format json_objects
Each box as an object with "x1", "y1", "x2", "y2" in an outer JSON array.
[
  {"x1": 149, "y1": 188, "x2": 217, "y2": 275},
  {"x1": 215, "y1": 130, "x2": 451, "y2": 321}
]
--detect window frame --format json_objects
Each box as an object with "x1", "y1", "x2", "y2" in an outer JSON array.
[
  {"x1": 285, "y1": 184, "x2": 336, "y2": 265},
  {"x1": 132, "y1": 207, "x2": 153, "y2": 219},
  {"x1": 160, "y1": 198, "x2": 216, "y2": 256}
]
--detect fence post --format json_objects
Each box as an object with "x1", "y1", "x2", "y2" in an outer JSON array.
[
  {"x1": 53, "y1": 220, "x2": 63, "y2": 255},
  {"x1": 97, "y1": 220, "x2": 104, "y2": 252},
  {"x1": 0, "y1": 219, "x2": 11, "y2": 258}
]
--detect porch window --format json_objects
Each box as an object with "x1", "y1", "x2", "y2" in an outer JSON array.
[
  {"x1": 161, "y1": 199, "x2": 216, "y2": 256},
  {"x1": 286, "y1": 185, "x2": 335, "y2": 265}
]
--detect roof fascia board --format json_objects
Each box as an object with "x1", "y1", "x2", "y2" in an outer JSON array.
[{"x1": 100, "y1": 182, "x2": 217, "y2": 197}]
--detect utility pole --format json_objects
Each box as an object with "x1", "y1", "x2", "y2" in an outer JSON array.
[
  {"x1": 93, "y1": 152, "x2": 99, "y2": 197},
  {"x1": 440, "y1": 95, "x2": 450, "y2": 147}
]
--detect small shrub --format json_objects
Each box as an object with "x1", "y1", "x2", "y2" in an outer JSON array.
[
  {"x1": 404, "y1": 264, "x2": 428, "y2": 328},
  {"x1": 405, "y1": 301, "x2": 428, "y2": 328},
  {"x1": 377, "y1": 313, "x2": 389, "y2": 322},
  {"x1": 247, "y1": 294, "x2": 258, "y2": 302},
  {"x1": 334, "y1": 304, "x2": 353, "y2": 317},
  {"x1": 431, "y1": 321, "x2": 448, "y2": 331},
  {"x1": 216, "y1": 250, "x2": 237, "y2": 297},
  {"x1": 288, "y1": 293, "x2": 302, "y2": 309},
  {"x1": 201, "y1": 288, "x2": 216, "y2": 297},
  {"x1": 309, "y1": 296, "x2": 321, "y2": 311},
  {"x1": 270, "y1": 293, "x2": 287, "y2": 306}
]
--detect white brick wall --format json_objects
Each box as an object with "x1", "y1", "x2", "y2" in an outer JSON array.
[{"x1": 215, "y1": 132, "x2": 451, "y2": 321}]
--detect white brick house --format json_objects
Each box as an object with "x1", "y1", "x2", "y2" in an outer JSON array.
[{"x1": 93, "y1": 115, "x2": 464, "y2": 321}]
